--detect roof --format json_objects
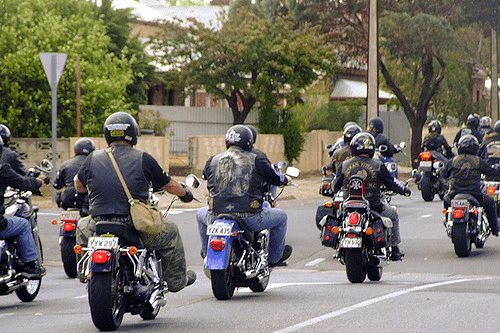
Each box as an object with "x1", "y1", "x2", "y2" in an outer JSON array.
[{"x1": 330, "y1": 78, "x2": 394, "y2": 102}]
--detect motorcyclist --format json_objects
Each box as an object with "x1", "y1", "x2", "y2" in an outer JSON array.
[
  {"x1": 478, "y1": 120, "x2": 500, "y2": 179},
  {"x1": 196, "y1": 125, "x2": 292, "y2": 267},
  {"x1": 331, "y1": 124, "x2": 362, "y2": 172},
  {"x1": 332, "y1": 132, "x2": 411, "y2": 260},
  {"x1": 421, "y1": 120, "x2": 454, "y2": 161},
  {"x1": 0, "y1": 124, "x2": 28, "y2": 176},
  {"x1": 479, "y1": 116, "x2": 494, "y2": 136},
  {"x1": 440, "y1": 134, "x2": 500, "y2": 236},
  {"x1": 74, "y1": 112, "x2": 196, "y2": 292},
  {"x1": 0, "y1": 136, "x2": 49, "y2": 279},
  {"x1": 53, "y1": 138, "x2": 95, "y2": 213},
  {"x1": 453, "y1": 114, "x2": 483, "y2": 147},
  {"x1": 366, "y1": 117, "x2": 397, "y2": 158}
]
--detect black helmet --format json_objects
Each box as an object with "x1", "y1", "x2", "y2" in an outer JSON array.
[
  {"x1": 0, "y1": 124, "x2": 11, "y2": 146},
  {"x1": 247, "y1": 125, "x2": 258, "y2": 144},
  {"x1": 225, "y1": 125, "x2": 253, "y2": 152},
  {"x1": 350, "y1": 132, "x2": 376, "y2": 158},
  {"x1": 480, "y1": 116, "x2": 492, "y2": 128},
  {"x1": 343, "y1": 124, "x2": 362, "y2": 144},
  {"x1": 466, "y1": 114, "x2": 479, "y2": 129},
  {"x1": 104, "y1": 112, "x2": 138, "y2": 146},
  {"x1": 457, "y1": 134, "x2": 479, "y2": 155},
  {"x1": 74, "y1": 138, "x2": 95, "y2": 156},
  {"x1": 494, "y1": 120, "x2": 500, "y2": 133},
  {"x1": 368, "y1": 117, "x2": 383, "y2": 134},
  {"x1": 428, "y1": 120, "x2": 442, "y2": 134}
]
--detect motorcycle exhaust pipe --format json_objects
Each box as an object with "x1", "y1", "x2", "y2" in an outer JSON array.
[{"x1": 0, "y1": 269, "x2": 13, "y2": 284}]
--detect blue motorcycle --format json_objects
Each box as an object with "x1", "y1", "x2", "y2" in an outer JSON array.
[{"x1": 205, "y1": 166, "x2": 299, "y2": 300}]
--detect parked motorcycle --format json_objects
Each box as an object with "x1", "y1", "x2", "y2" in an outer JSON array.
[
  {"x1": 0, "y1": 160, "x2": 52, "y2": 302},
  {"x1": 205, "y1": 166, "x2": 300, "y2": 300},
  {"x1": 74, "y1": 174, "x2": 200, "y2": 331},
  {"x1": 443, "y1": 195, "x2": 490, "y2": 257},
  {"x1": 413, "y1": 150, "x2": 447, "y2": 202},
  {"x1": 319, "y1": 175, "x2": 409, "y2": 283}
]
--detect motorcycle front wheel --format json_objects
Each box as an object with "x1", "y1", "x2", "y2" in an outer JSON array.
[
  {"x1": 452, "y1": 223, "x2": 472, "y2": 257},
  {"x1": 210, "y1": 242, "x2": 238, "y2": 300},
  {"x1": 344, "y1": 249, "x2": 366, "y2": 283},
  {"x1": 61, "y1": 237, "x2": 77, "y2": 278},
  {"x1": 89, "y1": 271, "x2": 126, "y2": 331}
]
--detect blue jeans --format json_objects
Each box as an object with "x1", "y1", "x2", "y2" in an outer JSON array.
[
  {"x1": 0, "y1": 216, "x2": 38, "y2": 263},
  {"x1": 196, "y1": 205, "x2": 288, "y2": 263}
]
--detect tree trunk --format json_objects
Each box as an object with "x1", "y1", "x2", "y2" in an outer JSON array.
[{"x1": 225, "y1": 89, "x2": 256, "y2": 124}]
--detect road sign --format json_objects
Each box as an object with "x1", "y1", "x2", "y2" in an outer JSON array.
[{"x1": 40, "y1": 53, "x2": 67, "y2": 91}]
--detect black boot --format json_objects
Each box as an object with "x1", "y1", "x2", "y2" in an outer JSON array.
[
  {"x1": 390, "y1": 246, "x2": 405, "y2": 261},
  {"x1": 21, "y1": 261, "x2": 46, "y2": 280},
  {"x1": 270, "y1": 245, "x2": 292, "y2": 267}
]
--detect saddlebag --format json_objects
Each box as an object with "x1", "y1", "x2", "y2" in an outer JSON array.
[
  {"x1": 315, "y1": 204, "x2": 335, "y2": 230},
  {"x1": 371, "y1": 219, "x2": 389, "y2": 249},
  {"x1": 320, "y1": 215, "x2": 339, "y2": 248}
]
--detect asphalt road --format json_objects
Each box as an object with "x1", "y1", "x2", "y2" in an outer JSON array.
[{"x1": 2, "y1": 189, "x2": 500, "y2": 332}]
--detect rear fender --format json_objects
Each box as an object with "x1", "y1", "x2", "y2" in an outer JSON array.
[{"x1": 205, "y1": 220, "x2": 239, "y2": 270}]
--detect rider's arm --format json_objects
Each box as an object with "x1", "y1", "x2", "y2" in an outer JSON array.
[
  {"x1": 439, "y1": 159, "x2": 453, "y2": 179},
  {"x1": 332, "y1": 163, "x2": 344, "y2": 194},
  {"x1": 479, "y1": 158, "x2": 500, "y2": 177},
  {"x1": 53, "y1": 167, "x2": 65, "y2": 190},
  {"x1": 379, "y1": 164, "x2": 407, "y2": 195},
  {"x1": 1, "y1": 163, "x2": 42, "y2": 191},
  {"x1": 256, "y1": 155, "x2": 287, "y2": 186},
  {"x1": 440, "y1": 136, "x2": 454, "y2": 158}
]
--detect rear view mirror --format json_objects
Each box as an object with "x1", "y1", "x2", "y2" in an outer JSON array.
[
  {"x1": 186, "y1": 174, "x2": 201, "y2": 189},
  {"x1": 286, "y1": 167, "x2": 300, "y2": 178}
]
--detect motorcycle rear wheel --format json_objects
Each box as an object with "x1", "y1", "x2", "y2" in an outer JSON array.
[
  {"x1": 344, "y1": 249, "x2": 366, "y2": 283},
  {"x1": 420, "y1": 174, "x2": 435, "y2": 202},
  {"x1": 210, "y1": 242, "x2": 238, "y2": 300},
  {"x1": 61, "y1": 237, "x2": 77, "y2": 278},
  {"x1": 16, "y1": 239, "x2": 43, "y2": 302},
  {"x1": 89, "y1": 271, "x2": 126, "y2": 331},
  {"x1": 452, "y1": 223, "x2": 472, "y2": 257}
]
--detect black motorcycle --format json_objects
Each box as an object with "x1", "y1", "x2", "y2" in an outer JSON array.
[
  {"x1": 52, "y1": 208, "x2": 84, "y2": 278},
  {"x1": 413, "y1": 150, "x2": 447, "y2": 202},
  {"x1": 443, "y1": 195, "x2": 490, "y2": 257},
  {"x1": 75, "y1": 174, "x2": 200, "y2": 331},
  {"x1": 0, "y1": 160, "x2": 52, "y2": 302}
]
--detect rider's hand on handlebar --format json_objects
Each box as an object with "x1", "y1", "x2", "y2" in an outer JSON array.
[
  {"x1": 37, "y1": 174, "x2": 50, "y2": 185},
  {"x1": 179, "y1": 189, "x2": 194, "y2": 203}
]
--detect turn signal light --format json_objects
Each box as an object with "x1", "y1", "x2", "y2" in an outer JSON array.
[
  {"x1": 325, "y1": 202, "x2": 333, "y2": 208},
  {"x1": 474, "y1": 209, "x2": 479, "y2": 215},
  {"x1": 92, "y1": 250, "x2": 111, "y2": 264},
  {"x1": 332, "y1": 226, "x2": 339, "y2": 234},
  {"x1": 442, "y1": 209, "x2": 448, "y2": 214},
  {"x1": 365, "y1": 227, "x2": 373, "y2": 236},
  {"x1": 419, "y1": 152, "x2": 432, "y2": 161},
  {"x1": 51, "y1": 219, "x2": 58, "y2": 225},
  {"x1": 73, "y1": 245, "x2": 83, "y2": 254},
  {"x1": 128, "y1": 246, "x2": 138, "y2": 255},
  {"x1": 62, "y1": 222, "x2": 76, "y2": 232},
  {"x1": 487, "y1": 187, "x2": 496, "y2": 195},
  {"x1": 453, "y1": 210, "x2": 465, "y2": 219},
  {"x1": 210, "y1": 238, "x2": 226, "y2": 251}
]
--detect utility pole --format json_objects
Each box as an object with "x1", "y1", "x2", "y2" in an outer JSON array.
[
  {"x1": 367, "y1": 0, "x2": 379, "y2": 126},
  {"x1": 492, "y1": 27, "x2": 499, "y2": 122},
  {"x1": 77, "y1": 55, "x2": 81, "y2": 137}
]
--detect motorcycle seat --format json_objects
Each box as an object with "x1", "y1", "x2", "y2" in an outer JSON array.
[
  {"x1": 217, "y1": 214, "x2": 254, "y2": 243},
  {"x1": 95, "y1": 221, "x2": 145, "y2": 248},
  {"x1": 453, "y1": 193, "x2": 480, "y2": 207}
]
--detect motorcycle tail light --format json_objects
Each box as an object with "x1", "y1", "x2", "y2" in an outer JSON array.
[
  {"x1": 487, "y1": 187, "x2": 496, "y2": 195},
  {"x1": 453, "y1": 209, "x2": 465, "y2": 219},
  {"x1": 349, "y1": 213, "x2": 359, "y2": 225},
  {"x1": 324, "y1": 183, "x2": 330, "y2": 189},
  {"x1": 62, "y1": 222, "x2": 76, "y2": 232},
  {"x1": 419, "y1": 152, "x2": 432, "y2": 161},
  {"x1": 210, "y1": 238, "x2": 226, "y2": 251},
  {"x1": 92, "y1": 250, "x2": 111, "y2": 264}
]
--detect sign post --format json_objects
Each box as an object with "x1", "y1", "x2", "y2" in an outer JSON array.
[{"x1": 40, "y1": 52, "x2": 67, "y2": 200}]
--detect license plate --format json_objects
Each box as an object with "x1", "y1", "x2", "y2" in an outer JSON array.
[
  {"x1": 339, "y1": 237, "x2": 362, "y2": 248},
  {"x1": 88, "y1": 237, "x2": 119, "y2": 249},
  {"x1": 451, "y1": 199, "x2": 469, "y2": 209},
  {"x1": 61, "y1": 210, "x2": 80, "y2": 221},
  {"x1": 207, "y1": 224, "x2": 232, "y2": 236},
  {"x1": 420, "y1": 161, "x2": 432, "y2": 167}
]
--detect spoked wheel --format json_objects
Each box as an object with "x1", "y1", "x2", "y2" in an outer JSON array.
[
  {"x1": 420, "y1": 174, "x2": 435, "y2": 202},
  {"x1": 367, "y1": 266, "x2": 383, "y2": 282},
  {"x1": 210, "y1": 242, "x2": 238, "y2": 300},
  {"x1": 16, "y1": 239, "x2": 43, "y2": 302},
  {"x1": 452, "y1": 223, "x2": 472, "y2": 257},
  {"x1": 344, "y1": 249, "x2": 366, "y2": 283},
  {"x1": 89, "y1": 270, "x2": 127, "y2": 331},
  {"x1": 61, "y1": 237, "x2": 77, "y2": 278}
]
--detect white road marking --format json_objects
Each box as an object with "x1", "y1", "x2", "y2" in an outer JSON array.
[
  {"x1": 421, "y1": 214, "x2": 432, "y2": 218},
  {"x1": 305, "y1": 258, "x2": 326, "y2": 266},
  {"x1": 271, "y1": 278, "x2": 489, "y2": 333},
  {"x1": 237, "y1": 282, "x2": 342, "y2": 293},
  {"x1": 72, "y1": 295, "x2": 88, "y2": 299}
]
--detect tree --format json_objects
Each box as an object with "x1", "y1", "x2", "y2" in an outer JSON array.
[
  {"x1": 153, "y1": 8, "x2": 336, "y2": 125},
  {"x1": 0, "y1": 0, "x2": 134, "y2": 138}
]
